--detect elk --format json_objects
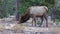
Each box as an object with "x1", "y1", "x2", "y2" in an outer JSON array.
[{"x1": 18, "y1": 6, "x2": 48, "y2": 27}]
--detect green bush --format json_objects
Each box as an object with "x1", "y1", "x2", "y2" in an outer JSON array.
[
  {"x1": 19, "y1": 0, "x2": 56, "y2": 15},
  {"x1": 0, "y1": 0, "x2": 57, "y2": 18}
]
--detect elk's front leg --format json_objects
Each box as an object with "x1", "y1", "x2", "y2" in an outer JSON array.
[{"x1": 32, "y1": 16, "x2": 36, "y2": 27}]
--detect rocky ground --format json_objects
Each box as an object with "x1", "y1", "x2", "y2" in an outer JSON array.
[{"x1": 0, "y1": 16, "x2": 60, "y2": 34}]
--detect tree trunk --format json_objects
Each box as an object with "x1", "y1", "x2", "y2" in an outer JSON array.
[
  {"x1": 15, "y1": 0, "x2": 20, "y2": 21},
  {"x1": 2, "y1": 0, "x2": 8, "y2": 17}
]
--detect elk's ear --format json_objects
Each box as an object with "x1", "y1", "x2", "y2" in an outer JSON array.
[
  {"x1": 17, "y1": 17, "x2": 21, "y2": 24},
  {"x1": 18, "y1": 20, "x2": 21, "y2": 24},
  {"x1": 19, "y1": 16, "x2": 21, "y2": 19},
  {"x1": 19, "y1": 16, "x2": 21, "y2": 21},
  {"x1": 18, "y1": 22, "x2": 21, "y2": 24}
]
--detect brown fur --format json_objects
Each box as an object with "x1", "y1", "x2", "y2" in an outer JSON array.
[{"x1": 18, "y1": 9, "x2": 30, "y2": 24}]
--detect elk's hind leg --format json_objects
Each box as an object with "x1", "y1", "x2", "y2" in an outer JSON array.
[
  {"x1": 44, "y1": 15, "x2": 48, "y2": 27},
  {"x1": 39, "y1": 16, "x2": 43, "y2": 27}
]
